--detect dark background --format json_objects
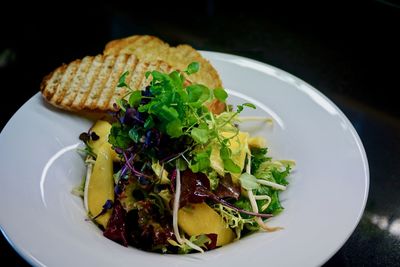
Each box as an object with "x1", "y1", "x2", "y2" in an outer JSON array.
[{"x1": 1, "y1": 0, "x2": 400, "y2": 266}]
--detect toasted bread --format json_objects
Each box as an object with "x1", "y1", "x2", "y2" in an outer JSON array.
[
  {"x1": 40, "y1": 54, "x2": 173, "y2": 112},
  {"x1": 103, "y1": 35, "x2": 223, "y2": 90}
]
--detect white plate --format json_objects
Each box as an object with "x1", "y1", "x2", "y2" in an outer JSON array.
[{"x1": 0, "y1": 51, "x2": 369, "y2": 267}]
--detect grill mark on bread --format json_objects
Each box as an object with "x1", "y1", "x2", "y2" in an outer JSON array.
[
  {"x1": 127, "y1": 61, "x2": 149, "y2": 100},
  {"x1": 71, "y1": 55, "x2": 104, "y2": 110},
  {"x1": 51, "y1": 61, "x2": 80, "y2": 105},
  {"x1": 61, "y1": 57, "x2": 92, "y2": 107},
  {"x1": 84, "y1": 55, "x2": 116, "y2": 109},
  {"x1": 97, "y1": 54, "x2": 128, "y2": 109}
]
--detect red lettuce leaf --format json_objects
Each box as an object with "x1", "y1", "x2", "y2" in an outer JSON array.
[
  {"x1": 215, "y1": 174, "x2": 240, "y2": 200},
  {"x1": 103, "y1": 200, "x2": 128, "y2": 247}
]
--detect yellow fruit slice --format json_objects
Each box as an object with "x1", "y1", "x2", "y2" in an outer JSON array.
[
  {"x1": 225, "y1": 131, "x2": 249, "y2": 182},
  {"x1": 178, "y1": 203, "x2": 235, "y2": 246},
  {"x1": 210, "y1": 143, "x2": 225, "y2": 177},
  {"x1": 210, "y1": 131, "x2": 249, "y2": 183},
  {"x1": 89, "y1": 120, "x2": 118, "y2": 161},
  {"x1": 86, "y1": 143, "x2": 115, "y2": 228}
]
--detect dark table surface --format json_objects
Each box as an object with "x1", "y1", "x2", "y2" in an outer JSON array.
[{"x1": 1, "y1": 1, "x2": 400, "y2": 266}]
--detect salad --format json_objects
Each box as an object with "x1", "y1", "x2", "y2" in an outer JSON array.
[{"x1": 74, "y1": 62, "x2": 295, "y2": 253}]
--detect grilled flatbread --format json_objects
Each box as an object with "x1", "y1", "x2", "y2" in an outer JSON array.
[
  {"x1": 40, "y1": 54, "x2": 173, "y2": 112},
  {"x1": 104, "y1": 35, "x2": 223, "y2": 90}
]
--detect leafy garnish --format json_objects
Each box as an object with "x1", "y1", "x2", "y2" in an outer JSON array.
[
  {"x1": 117, "y1": 71, "x2": 129, "y2": 88},
  {"x1": 220, "y1": 146, "x2": 241, "y2": 173},
  {"x1": 128, "y1": 90, "x2": 142, "y2": 107},
  {"x1": 255, "y1": 186, "x2": 283, "y2": 215},
  {"x1": 190, "y1": 149, "x2": 211, "y2": 173},
  {"x1": 109, "y1": 123, "x2": 131, "y2": 149},
  {"x1": 213, "y1": 203, "x2": 255, "y2": 238},
  {"x1": 239, "y1": 173, "x2": 260, "y2": 190},
  {"x1": 184, "y1": 61, "x2": 200, "y2": 75},
  {"x1": 87, "y1": 61, "x2": 293, "y2": 253},
  {"x1": 213, "y1": 88, "x2": 228, "y2": 102},
  {"x1": 250, "y1": 147, "x2": 271, "y2": 174},
  {"x1": 272, "y1": 165, "x2": 291, "y2": 186},
  {"x1": 237, "y1": 102, "x2": 256, "y2": 113},
  {"x1": 190, "y1": 128, "x2": 209, "y2": 144}
]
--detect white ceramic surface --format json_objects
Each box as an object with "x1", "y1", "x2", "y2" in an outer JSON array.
[{"x1": 0, "y1": 51, "x2": 369, "y2": 267}]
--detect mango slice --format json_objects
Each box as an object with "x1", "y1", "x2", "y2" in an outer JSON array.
[
  {"x1": 178, "y1": 203, "x2": 235, "y2": 246},
  {"x1": 210, "y1": 131, "x2": 249, "y2": 183},
  {"x1": 89, "y1": 120, "x2": 118, "y2": 161},
  {"x1": 87, "y1": 143, "x2": 115, "y2": 228}
]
